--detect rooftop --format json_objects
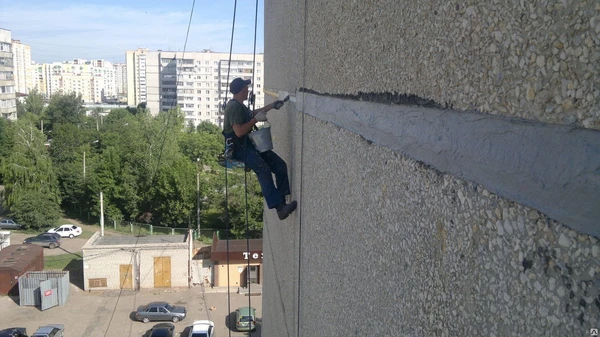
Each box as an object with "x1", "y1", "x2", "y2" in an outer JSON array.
[{"x1": 84, "y1": 232, "x2": 188, "y2": 248}]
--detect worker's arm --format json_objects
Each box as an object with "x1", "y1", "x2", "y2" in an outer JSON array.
[
  {"x1": 232, "y1": 118, "x2": 258, "y2": 138},
  {"x1": 251, "y1": 102, "x2": 275, "y2": 116}
]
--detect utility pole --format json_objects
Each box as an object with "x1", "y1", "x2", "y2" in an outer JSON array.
[
  {"x1": 100, "y1": 191, "x2": 104, "y2": 237},
  {"x1": 83, "y1": 151, "x2": 86, "y2": 179},
  {"x1": 196, "y1": 158, "x2": 200, "y2": 240}
]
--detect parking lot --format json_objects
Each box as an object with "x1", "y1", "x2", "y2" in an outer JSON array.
[
  {"x1": 0, "y1": 285, "x2": 262, "y2": 337},
  {"x1": 1, "y1": 222, "x2": 263, "y2": 336}
]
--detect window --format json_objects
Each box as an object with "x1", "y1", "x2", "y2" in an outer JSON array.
[{"x1": 88, "y1": 278, "x2": 107, "y2": 288}]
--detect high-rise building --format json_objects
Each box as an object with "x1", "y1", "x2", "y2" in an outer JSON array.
[
  {"x1": 126, "y1": 48, "x2": 148, "y2": 107},
  {"x1": 0, "y1": 28, "x2": 16, "y2": 120},
  {"x1": 113, "y1": 63, "x2": 127, "y2": 98},
  {"x1": 26, "y1": 59, "x2": 120, "y2": 103},
  {"x1": 11, "y1": 39, "x2": 30, "y2": 95},
  {"x1": 126, "y1": 48, "x2": 264, "y2": 127}
]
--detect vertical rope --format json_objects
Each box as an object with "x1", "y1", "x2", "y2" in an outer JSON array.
[
  {"x1": 297, "y1": 0, "x2": 308, "y2": 336},
  {"x1": 224, "y1": 2, "x2": 238, "y2": 337}
]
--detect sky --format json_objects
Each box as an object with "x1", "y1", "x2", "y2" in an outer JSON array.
[{"x1": 0, "y1": 0, "x2": 264, "y2": 64}]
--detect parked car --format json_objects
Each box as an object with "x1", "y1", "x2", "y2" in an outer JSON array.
[
  {"x1": 188, "y1": 320, "x2": 214, "y2": 337},
  {"x1": 31, "y1": 325, "x2": 63, "y2": 337},
  {"x1": 135, "y1": 302, "x2": 187, "y2": 323},
  {"x1": 148, "y1": 323, "x2": 175, "y2": 337},
  {"x1": 46, "y1": 224, "x2": 82, "y2": 238},
  {"x1": 0, "y1": 219, "x2": 21, "y2": 230},
  {"x1": 23, "y1": 233, "x2": 61, "y2": 249},
  {"x1": 0, "y1": 327, "x2": 27, "y2": 337},
  {"x1": 235, "y1": 306, "x2": 256, "y2": 332}
]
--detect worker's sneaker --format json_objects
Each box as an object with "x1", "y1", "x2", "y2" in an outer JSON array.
[{"x1": 276, "y1": 201, "x2": 297, "y2": 220}]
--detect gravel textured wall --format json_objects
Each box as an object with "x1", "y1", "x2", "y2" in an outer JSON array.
[
  {"x1": 262, "y1": 0, "x2": 600, "y2": 336},
  {"x1": 302, "y1": 0, "x2": 600, "y2": 129},
  {"x1": 264, "y1": 112, "x2": 600, "y2": 336}
]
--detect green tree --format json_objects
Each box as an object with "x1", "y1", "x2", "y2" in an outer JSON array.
[
  {"x1": 0, "y1": 118, "x2": 14, "y2": 184},
  {"x1": 0, "y1": 116, "x2": 61, "y2": 228},
  {"x1": 45, "y1": 92, "x2": 86, "y2": 131},
  {"x1": 24, "y1": 89, "x2": 45, "y2": 116}
]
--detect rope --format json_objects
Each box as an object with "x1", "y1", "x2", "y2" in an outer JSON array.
[
  {"x1": 297, "y1": 0, "x2": 308, "y2": 336},
  {"x1": 103, "y1": 2, "x2": 197, "y2": 336},
  {"x1": 224, "y1": 1, "x2": 238, "y2": 336}
]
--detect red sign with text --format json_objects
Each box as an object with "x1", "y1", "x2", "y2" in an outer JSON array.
[{"x1": 44, "y1": 290, "x2": 52, "y2": 297}]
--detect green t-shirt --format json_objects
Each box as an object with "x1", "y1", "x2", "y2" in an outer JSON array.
[{"x1": 223, "y1": 99, "x2": 250, "y2": 136}]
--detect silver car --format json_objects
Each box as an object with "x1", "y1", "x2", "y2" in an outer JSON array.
[
  {"x1": 135, "y1": 302, "x2": 187, "y2": 323},
  {"x1": 0, "y1": 219, "x2": 21, "y2": 230}
]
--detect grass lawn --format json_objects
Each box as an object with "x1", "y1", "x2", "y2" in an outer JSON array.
[{"x1": 44, "y1": 252, "x2": 83, "y2": 271}]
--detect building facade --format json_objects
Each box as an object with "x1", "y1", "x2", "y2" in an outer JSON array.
[
  {"x1": 82, "y1": 232, "x2": 190, "y2": 291},
  {"x1": 262, "y1": 1, "x2": 600, "y2": 337},
  {"x1": 113, "y1": 63, "x2": 127, "y2": 99},
  {"x1": 11, "y1": 39, "x2": 30, "y2": 95},
  {"x1": 209, "y1": 234, "x2": 263, "y2": 288},
  {"x1": 126, "y1": 48, "x2": 264, "y2": 127},
  {"x1": 25, "y1": 59, "x2": 120, "y2": 103},
  {"x1": 0, "y1": 28, "x2": 16, "y2": 120}
]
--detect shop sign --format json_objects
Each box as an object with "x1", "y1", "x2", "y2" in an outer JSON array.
[{"x1": 242, "y1": 252, "x2": 263, "y2": 260}]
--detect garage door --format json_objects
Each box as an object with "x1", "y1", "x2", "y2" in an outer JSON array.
[
  {"x1": 119, "y1": 264, "x2": 133, "y2": 289},
  {"x1": 153, "y1": 257, "x2": 171, "y2": 288}
]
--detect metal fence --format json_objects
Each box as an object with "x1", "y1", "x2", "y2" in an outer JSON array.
[
  {"x1": 104, "y1": 217, "x2": 190, "y2": 236},
  {"x1": 102, "y1": 217, "x2": 217, "y2": 244},
  {"x1": 18, "y1": 271, "x2": 70, "y2": 309}
]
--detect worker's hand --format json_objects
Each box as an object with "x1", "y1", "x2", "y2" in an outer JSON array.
[
  {"x1": 255, "y1": 110, "x2": 268, "y2": 122},
  {"x1": 273, "y1": 100, "x2": 284, "y2": 109}
]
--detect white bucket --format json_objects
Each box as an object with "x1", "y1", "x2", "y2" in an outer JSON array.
[{"x1": 248, "y1": 125, "x2": 273, "y2": 153}]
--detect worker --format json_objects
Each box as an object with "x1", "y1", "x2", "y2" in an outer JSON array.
[{"x1": 222, "y1": 78, "x2": 297, "y2": 220}]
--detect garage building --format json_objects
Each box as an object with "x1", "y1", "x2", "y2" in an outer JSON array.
[
  {"x1": 0, "y1": 244, "x2": 43, "y2": 295},
  {"x1": 210, "y1": 232, "x2": 263, "y2": 288},
  {"x1": 82, "y1": 232, "x2": 190, "y2": 291}
]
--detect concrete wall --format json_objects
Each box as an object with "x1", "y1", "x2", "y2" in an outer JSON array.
[
  {"x1": 263, "y1": 1, "x2": 600, "y2": 336},
  {"x1": 83, "y1": 233, "x2": 189, "y2": 290}
]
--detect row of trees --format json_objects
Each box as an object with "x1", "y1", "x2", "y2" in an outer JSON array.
[{"x1": 0, "y1": 91, "x2": 264, "y2": 238}]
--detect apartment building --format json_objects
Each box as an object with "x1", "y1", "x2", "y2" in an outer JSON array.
[
  {"x1": 126, "y1": 48, "x2": 148, "y2": 107},
  {"x1": 113, "y1": 63, "x2": 127, "y2": 97},
  {"x1": 0, "y1": 28, "x2": 16, "y2": 120},
  {"x1": 126, "y1": 48, "x2": 264, "y2": 127},
  {"x1": 11, "y1": 39, "x2": 30, "y2": 95},
  {"x1": 27, "y1": 59, "x2": 120, "y2": 103}
]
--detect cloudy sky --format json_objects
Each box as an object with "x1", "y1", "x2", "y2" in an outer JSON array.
[{"x1": 0, "y1": 0, "x2": 264, "y2": 64}]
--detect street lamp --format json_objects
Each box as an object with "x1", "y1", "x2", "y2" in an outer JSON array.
[{"x1": 83, "y1": 140, "x2": 99, "y2": 179}]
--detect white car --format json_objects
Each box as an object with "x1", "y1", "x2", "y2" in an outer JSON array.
[
  {"x1": 188, "y1": 320, "x2": 214, "y2": 337},
  {"x1": 47, "y1": 224, "x2": 82, "y2": 238}
]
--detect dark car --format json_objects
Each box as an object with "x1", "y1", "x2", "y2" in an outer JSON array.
[
  {"x1": 0, "y1": 327, "x2": 28, "y2": 337},
  {"x1": 148, "y1": 323, "x2": 175, "y2": 337},
  {"x1": 23, "y1": 233, "x2": 61, "y2": 249},
  {"x1": 135, "y1": 302, "x2": 187, "y2": 323},
  {"x1": 0, "y1": 219, "x2": 22, "y2": 230}
]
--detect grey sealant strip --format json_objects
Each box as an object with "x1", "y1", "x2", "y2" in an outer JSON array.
[{"x1": 295, "y1": 91, "x2": 600, "y2": 238}]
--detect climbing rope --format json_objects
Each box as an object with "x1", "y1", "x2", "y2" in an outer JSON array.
[{"x1": 223, "y1": 0, "x2": 261, "y2": 335}]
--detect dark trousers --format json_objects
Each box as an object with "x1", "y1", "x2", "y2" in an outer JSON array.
[{"x1": 233, "y1": 144, "x2": 290, "y2": 209}]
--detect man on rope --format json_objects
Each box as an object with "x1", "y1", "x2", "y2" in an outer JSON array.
[{"x1": 222, "y1": 78, "x2": 298, "y2": 220}]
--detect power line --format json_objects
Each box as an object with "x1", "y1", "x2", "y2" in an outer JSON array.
[{"x1": 100, "y1": 1, "x2": 197, "y2": 336}]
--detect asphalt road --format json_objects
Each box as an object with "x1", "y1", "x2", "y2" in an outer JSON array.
[{"x1": 0, "y1": 286, "x2": 262, "y2": 337}]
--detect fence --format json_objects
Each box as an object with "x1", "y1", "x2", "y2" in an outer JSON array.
[
  {"x1": 100, "y1": 217, "x2": 224, "y2": 245},
  {"x1": 19, "y1": 271, "x2": 70, "y2": 309}
]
